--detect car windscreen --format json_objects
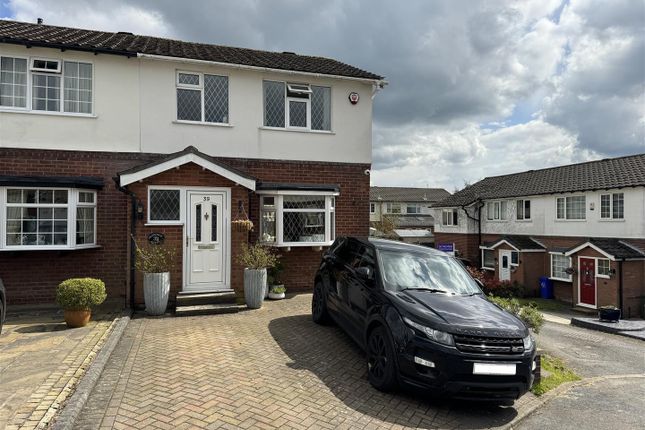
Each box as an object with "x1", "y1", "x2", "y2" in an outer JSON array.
[{"x1": 377, "y1": 249, "x2": 481, "y2": 295}]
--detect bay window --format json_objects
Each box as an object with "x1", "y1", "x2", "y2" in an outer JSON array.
[
  {"x1": 0, "y1": 56, "x2": 93, "y2": 114},
  {"x1": 2, "y1": 188, "x2": 96, "y2": 249},
  {"x1": 259, "y1": 194, "x2": 336, "y2": 246},
  {"x1": 263, "y1": 80, "x2": 331, "y2": 131}
]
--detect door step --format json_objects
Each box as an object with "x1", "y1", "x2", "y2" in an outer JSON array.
[
  {"x1": 175, "y1": 303, "x2": 242, "y2": 317},
  {"x1": 176, "y1": 291, "x2": 237, "y2": 307}
]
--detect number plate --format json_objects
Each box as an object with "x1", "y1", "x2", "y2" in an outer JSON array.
[{"x1": 473, "y1": 363, "x2": 516, "y2": 375}]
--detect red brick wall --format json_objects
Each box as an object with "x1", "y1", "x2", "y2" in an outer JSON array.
[
  {"x1": 0, "y1": 148, "x2": 369, "y2": 306},
  {"x1": 433, "y1": 232, "x2": 480, "y2": 265}
]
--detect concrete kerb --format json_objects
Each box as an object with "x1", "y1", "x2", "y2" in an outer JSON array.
[
  {"x1": 503, "y1": 374, "x2": 645, "y2": 430},
  {"x1": 50, "y1": 310, "x2": 132, "y2": 430}
]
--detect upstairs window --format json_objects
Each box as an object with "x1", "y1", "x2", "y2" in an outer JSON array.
[
  {"x1": 176, "y1": 71, "x2": 229, "y2": 124},
  {"x1": 600, "y1": 193, "x2": 624, "y2": 220},
  {"x1": 516, "y1": 199, "x2": 531, "y2": 220},
  {"x1": 385, "y1": 203, "x2": 401, "y2": 214},
  {"x1": 486, "y1": 201, "x2": 507, "y2": 220},
  {"x1": 263, "y1": 80, "x2": 331, "y2": 131},
  {"x1": 0, "y1": 56, "x2": 92, "y2": 114},
  {"x1": 369, "y1": 203, "x2": 375, "y2": 214},
  {"x1": 406, "y1": 204, "x2": 421, "y2": 214},
  {"x1": 556, "y1": 196, "x2": 586, "y2": 220},
  {"x1": 442, "y1": 208, "x2": 458, "y2": 226}
]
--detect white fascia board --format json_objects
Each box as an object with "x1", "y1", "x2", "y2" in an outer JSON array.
[
  {"x1": 137, "y1": 53, "x2": 387, "y2": 86},
  {"x1": 255, "y1": 190, "x2": 339, "y2": 196},
  {"x1": 120, "y1": 153, "x2": 256, "y2": 190},
  {"x1": 564, "y1": 242, "x2": 615, "y2": 260}
]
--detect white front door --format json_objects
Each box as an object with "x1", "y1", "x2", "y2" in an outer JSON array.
[
  {"x1": 185, "y1": 191, "x2": 228, "y2": 291},
  {"x1": 499, "y1": 250, "x2": 512, "y2": 281}
]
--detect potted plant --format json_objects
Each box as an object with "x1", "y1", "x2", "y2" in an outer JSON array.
[
  {"x1": 267, "y1": 260, "x2": 285, "y2": 300},
  {"x1": 236, "y1": 243, "x2": 277, "y2": 309},
  {"x1": 135, "y1": 241, "x2": 175, "y2": 316},
  {"x1": 599, "y1": 305, "x2": 621, "y2": 322},
  {"x1": 268, "y1": 285, "x2": 286, "y2": 300},
  {"x1": 56, "y1": 278, "x2": 107, "y2": 328}
]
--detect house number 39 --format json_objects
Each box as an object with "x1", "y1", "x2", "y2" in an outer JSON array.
[{"x1": 203, "y1": 196, "x2": 210, "y2": 201}]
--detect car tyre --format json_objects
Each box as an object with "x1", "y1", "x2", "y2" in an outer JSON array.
[
  {"x1": 312, "y1": 282, "x2": 331, "y2": 325},
  {"x1": 367, "y1": 326, "x2": 398, "y2": 392}
]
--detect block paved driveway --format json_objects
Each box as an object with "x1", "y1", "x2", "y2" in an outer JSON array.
[{"x1": 75, "y1": 294, "x2": 536, "y2": 429}]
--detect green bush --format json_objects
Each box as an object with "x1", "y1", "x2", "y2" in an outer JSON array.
[
  {"x1": 270, "y1": 285, "x2": 286, "y2": 294},
  {"x1": 236, "y1": 243, "x2": 278, "y2": 270},
  {"x1": 134, "y1": 243, "x2": 175, "y2": 273},
  {"x1": 488, "y1": 295, "x2": 544, "y2": 333},
  {"x1": 56, "y1": 278, "x2": 107, "y2": 311}
]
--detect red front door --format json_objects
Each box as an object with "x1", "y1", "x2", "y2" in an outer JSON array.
[{"x1": 579, "y1": 258, "x2": 596, "y2": 306}]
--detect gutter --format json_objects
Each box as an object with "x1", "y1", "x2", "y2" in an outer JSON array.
[
  {"x1": 137, "y1": 53, "x2": 388, "y2": 87},
  {"x1": 0, "y1": 38, "x2": 136, "y2": 57},
  {"x1": 113, "y1": 177, "x2": 137, "y2": 309}
]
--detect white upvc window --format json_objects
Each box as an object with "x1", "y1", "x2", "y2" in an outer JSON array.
[
  {"x1": 481, "y1": 248, "x2": 495, "y2": 270},
  {"x1": 600, "y1": 193, "x2": 624, "y2": 220},
  {"x1": 176, "y1": 71, "x2": 229, "y2": 124},
  {"x1": 406, "y1": 204, "x2": 422, "y2": 214},
  {"x1": 0, "y1": 55, "x2": 93, "y2": 114},
  {"x1": 442, "y1": 208, "x2": 458, "y2": 226},
  {"x1": 2, "y1": 187, "x2": 97, "y2": 250},
  {"x1": 596, "y1": 258, "x2": 611, "y2": 278},
  {"x1": 369, "y1": 203, "x2": 376, "y2": 214},
  {"x1": 556, "y1": 195, "x2": 586, "y2": 220},
  {"x1": 385, "y1": 203, "x2": 401, "y2": 214},
  {"x1": 511, "y1": 250, "x2": 519, "y2": 266},
  {"x1": 550, "y1": 253, "x2": 572, "y2": 282},
  {"x1": 263, "y1": 80, "x2": 331, "y2": 131},
  {"x1": 486, "y1": 200, "x2": 508, "y2": 220},
  {"x1": 259, "y1": 193, "x2": 336, "y2": 246},
  {"x1": 516, "y1": 199, "x2": 531, "y2": 220}
]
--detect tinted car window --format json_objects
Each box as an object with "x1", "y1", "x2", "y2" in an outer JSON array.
[{"x1": 377, "y1": 250, "x2": 480, "y2": 295}]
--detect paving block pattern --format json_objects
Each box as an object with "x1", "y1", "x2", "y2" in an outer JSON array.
[{"x1": 77, "y1": 295, "x2": 537, "y2": 429}]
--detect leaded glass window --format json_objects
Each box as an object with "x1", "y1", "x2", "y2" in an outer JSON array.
[
  {"x1": 149, "y1": 189, "x2": 180, "y2": 222},
  {"x1": 176, "y1": 71, "x2": 229, "y2": 123}
]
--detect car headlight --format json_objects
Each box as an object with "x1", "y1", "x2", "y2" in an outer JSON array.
[
  {"x1": 523, "y1": 335, "x2": 534, "y2": 351},
  {"x1": 403, "y1": 317, "x2": 455, "y2": 346}
]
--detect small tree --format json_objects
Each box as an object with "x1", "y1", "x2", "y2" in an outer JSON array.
[{"x1": 236, "y1": 243, "x2": 278, "y2": 270}]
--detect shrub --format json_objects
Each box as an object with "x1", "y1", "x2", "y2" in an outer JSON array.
[
  {"x1": 56, "y1": 278, "x2": 107, "y2": 311},
  {"x1": 134, "y1": 242, "x2": 175, "y2": 273},
  {"x1": 268, "y1": 260, "x2": 285, "y2": 285},
  {"x1": 236, "y1": 243, "x2": 278, "y2": 270},
  {"x1": 488, "y1": 295, "x2": 544, "y2": 333},
  {"x1": 467, "y1": 268, "x2": 525, "y2": 298},
  {"x1": 270, "y1": 285, "x2": 286, "y2": 294}
]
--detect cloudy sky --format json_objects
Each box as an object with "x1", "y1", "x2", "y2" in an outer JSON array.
[{"x1": 2, "y1": 0, "x2": 643, "y2": 191}]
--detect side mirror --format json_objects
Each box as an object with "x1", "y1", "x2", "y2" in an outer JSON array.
[{"x1": 355, "y1": 266, "x2": 373, "y2": 281}]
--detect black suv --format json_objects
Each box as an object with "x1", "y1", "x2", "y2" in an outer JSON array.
[{"x1": 312, "y1": 237, "x2": 537, "y2": 402}]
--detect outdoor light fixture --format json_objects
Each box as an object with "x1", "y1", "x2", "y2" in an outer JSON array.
[{"x1": 136, "y1": 200, "x2": 144, "y2": 219}]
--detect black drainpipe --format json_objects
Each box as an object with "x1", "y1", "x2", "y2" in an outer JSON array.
[
  {"x1": 113, "y1": 177, "x2": 138, "y2": 309},
  {"x1": 460, "y1": 200, "x2": 484, "y2": 267},
  {"x1": 618, "y1": 260, "x2": 625, "y2": 318}
]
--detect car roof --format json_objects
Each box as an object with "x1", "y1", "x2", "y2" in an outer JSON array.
[{"x1": 343, "y1": 237, "x2": 447, "y2": 256}]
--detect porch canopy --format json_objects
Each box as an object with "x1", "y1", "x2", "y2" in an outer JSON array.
[
  {"x1": 563, "y1": 238, "x2": 645, "y2": 261},
  {"x1": 117, "y1": 146, "x2": 256, "y2": 190},
  {"x1": 480, "y1": 235, "x2": 545, "y2": 252}
]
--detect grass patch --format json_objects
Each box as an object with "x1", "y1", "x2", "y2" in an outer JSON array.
[
  {"x1": 518, "y1": 298, "x2": 571, "y2": 313},
  {"x1": 532, "y1": 354, "x2": 580, "y2": 396}
]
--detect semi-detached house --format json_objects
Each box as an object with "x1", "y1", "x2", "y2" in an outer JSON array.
[
  {"x1": 433, "y1": 155, "x2": 645, "y2": 318},
  {"x1": 0, "y1": 20, "x2": 385, "y2": 307}
]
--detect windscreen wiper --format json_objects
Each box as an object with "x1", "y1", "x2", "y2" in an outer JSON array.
[{"x1": 401, "y1": 287, "x2": 448, "y2": 294}]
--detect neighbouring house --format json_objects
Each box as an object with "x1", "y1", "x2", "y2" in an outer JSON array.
[
  {"x1": 433, "y1": 154, "x2": 645, "y2": 317},
  {"x1": 369, "y1": 186, "x2": 450, "y2": 245},
  {"x1": 0, "y1": 19, "x2": 385, "y2": 307}
]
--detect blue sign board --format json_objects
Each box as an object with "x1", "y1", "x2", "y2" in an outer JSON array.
[{"x1": 437, "y1": 243, "x2": 455, "y2": 253}]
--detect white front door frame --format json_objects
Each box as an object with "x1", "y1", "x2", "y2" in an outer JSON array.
[
  {"x1": 499, "y1": 249, "x2": 512, "y2": 281},
  {"x1": 577, "y1": 255, "x2": 599, "y2": 309},
  {"x1": 182, "y1": 187, "x2": 231, "y2": 292}
]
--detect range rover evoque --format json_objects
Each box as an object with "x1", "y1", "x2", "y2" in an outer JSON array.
[{"x1": 312, "y1": 237, "x2": 537, "y2": 402}]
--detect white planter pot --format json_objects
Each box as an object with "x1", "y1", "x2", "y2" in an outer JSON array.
[
  {"x1": 143, "y1": 272, "x2": 170, "y2": 316},
  {"x1": 268, "y1": 291, "x2": 285, "y2": 300},
  {"x1": 244, "y1": 268, "x2": 266, "y2": 309}
]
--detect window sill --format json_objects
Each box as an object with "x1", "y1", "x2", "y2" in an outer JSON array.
[
  {"x1": 0, "y1": 108, "x2": 97, "y2": 118},
  {"x1": 549, "y1": 277, "x2": 572, "y2": 283},
  {"x1": 485, "y1": 219, "x2": 509, "y2": 223},
  {"x1": 598, "y1": 219, "x2": 625, "y2": 222},
  {"x1": 262, "y1": 242, "x2": 333, "y2": 248},
  {"x1": 481, "y1": 266, "x2": 495, "y2": 271},
  {"x1": 259, "y1": 126, "x2": 335, "y2": 135},
  {"x1": 145, "y1": 222, "x2": 184, "y2": 226},
  {"x1": 173, "y1": 120, "x2": 233, "y2": 128},
  {"x1": 0, "y1": 244, "x2": 102, "y2": 252},
  {"x1": 596, "y1": 274, "x2": 611, "y2": 279},
  {"x1": 554, "y1": 219, "x2": 586, "y2": 222},
  {"x1": 515, "y1": 219, "x2": 533, "y2": 223}
]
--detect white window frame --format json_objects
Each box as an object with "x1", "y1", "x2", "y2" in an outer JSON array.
[
  {"x1": 516, "y1": 199, "x2": 531, "y2": 221},
  {"x1": 600, "y1": 193, "x2": 624, "y2": 220},
  {"x1": 30, "y1": 57, "x2": 62, "y2": 73},
  {"x1": 481, "y1": 248, "x2": 495, "y2": 270},
  {"x1": 550, "y1": 253, "x2": 572, "y2": 282},
  {"x1": 175, "y1": 70, "x2": 229, "y2": 125},
  {"x1": 0, "y1": 187, "x2": 97, "y2": 251},
  {"x1": 510, "y1": 250, "x2": 519, "y2": 266},
  {"x1": 262, "y1": 80, "x2": 332, "y2": 132},
  {"x1": 147, "y1": 186, "x2": 183, "y2": 225},
  {"x1": 257, "y1": 192, "x2": 337, "y2": 247},
  {"x1": 0, "y1": 55, "x2": 94, "y2": 116},
  {"x1": 596, "y1": 258, "x2": 611, "y2": 279},
  {"x1": 385, "y1": 202, "x2": 401, "y2": 214},
  {"x1": 556, "y1": 195, "x2": 586, "y2": 220},
  {"x1": 406, "y1": 204, "x2": 422, "y2": 214},
  {"x1": 442, "y1": 208, "x2": 458, "y2": 226},
  {"x1": 369, "y1": 203, "x2": 376, "y2": 214},
  {"x1": 486, "y1": 200, "x2": 508, "y2": 221}
]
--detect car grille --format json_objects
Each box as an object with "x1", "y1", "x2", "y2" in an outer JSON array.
[{"x1": 453, "y1": 334, "x2": 524, "y2": 355}]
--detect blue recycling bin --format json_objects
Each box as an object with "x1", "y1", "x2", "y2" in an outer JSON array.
[{"x1": 539, "y1": 276, "x2": 554, "y2": 299}]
